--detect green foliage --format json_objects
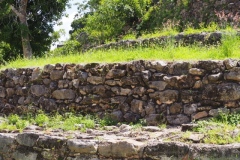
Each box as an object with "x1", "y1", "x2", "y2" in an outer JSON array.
[
  {"x1": 0, "y1": 0, "x2": 69, "y2": 61},
  {"x1": 99, "y1": 114, "x2": 118, "y2": 127},
  {"x1": 83, "y1": 0, "x2": 151, "y2": 42},
  {"x1": 35, "y1": 113, "x2": 49, "y2": 127}
]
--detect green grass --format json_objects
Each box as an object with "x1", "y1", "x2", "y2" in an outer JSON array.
[
  {"x1": 0, "y1": 112, "x2": 96, "y2": 132},
  {"x1": 181, "y1": 112, "x2": 240, "y2": 145},
  {"x1": 1, "y1": 34, "x2": 239, "y2": 70}
]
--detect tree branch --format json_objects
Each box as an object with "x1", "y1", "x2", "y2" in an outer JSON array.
[{"x1": 10, "y1": 5, "x2": 23, "y2": 18}]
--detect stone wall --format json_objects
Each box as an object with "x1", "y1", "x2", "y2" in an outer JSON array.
[
  {"x1": 1, "y1": 59, "x2": 240, "y2": 125},
  {"x1": 90, "y1": 31, "x2": 239, "y2": 52}
]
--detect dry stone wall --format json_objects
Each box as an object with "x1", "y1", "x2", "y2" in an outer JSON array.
[{"x1": 1, "y1": 59, "x2": 240, "y2": 125}]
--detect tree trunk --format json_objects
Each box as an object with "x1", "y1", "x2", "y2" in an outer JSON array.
[
  {"x1": 10, "y1": 0, "x2": 32, "y2": 59},
  {"x1": 19, "y1": 17, "x2": 33, "y2": 59}
]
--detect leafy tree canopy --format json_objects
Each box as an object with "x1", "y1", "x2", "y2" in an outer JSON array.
[{"x1": 0, "y1": 0, "x2": 69, "y2": 61}]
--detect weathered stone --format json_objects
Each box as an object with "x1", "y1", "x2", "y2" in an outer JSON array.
[
  {"x1": 72, "y1": 79, "x2": 80, "y2": 88},
  {"x1": 31, "y1": 67, "x2": 41, "y2": 81},
  {"x1": 209, "y1": 108, "x2": 230, "y2": 117},
  {"x1": 67, "y1": 140, "x2": 98, "y2": 154},
  {"x1": 0, "y1": 134, "x2": 15, "y2": 153},
  {"x1": 110, "y1": 110, "x2": 123, "y2": 122},
  {"x1": 119, "y1": 124, "x2": 132, "y2": 132},
  {"x1": 163, "y1": 76, "x2": 178, "y2": 87},
  {"x1": 31, "y1": 85, "x2": 47, "y2": 97},
  {"x1": 142, "y1": 126, "x2": 161, "y2": 132},
  {"x1": 187, "y1": 133, "x2": 205, "y2": 143},
  {"x1": 106, "y1": 69, "x2": 126, "y2": 79},
  {"x1": 149, "y1": 90, "x2": 179, "y2": 104},
  {"x1": 16, "y1": 133, "x2": 39, "y2": 147},
  {"x1": 145, "y1": 114, "x2": 163, "y2": 126},
  {"x1": 124, "y1": 112, "x2": 140, "y2": 122},
  {"x1": 192, "y1": 111, "x2": 208, "y2": 120},
  {"x1": 202, "y1": 83, "x2": 240, "y2": 101},
  {"x1": 121, "y1": 77, "x2": 139, "y2": 86},
  {"x1": 198, "y1": 60, "x2": 223, "y2": 72},
  {"x1": 131, "y1": 99, "x2": 145, "y2": 114},
  {"x1": 146, "y1": 61, "x2": 167, "y2": 72},
  {"x1": 98, "y1": 139, "x2": 145, "y2": 158},
  {"x1": 193, "y1": 80, "x2": 202, "y2": 89},
  {"x1": 0, "y1": 87, "x2": 6, "y2": 98},
  {"x1": 80, "y1": 95, "x2": 100, "y2": 105},
  {"x1": 105, "y1": 80, "x2": 122, "y2": 86},
  {"x1": 224, "y1": 59, "x2": 238, "y2": 70},
  {"x1": 189, "y1": 68, "x2": 205, "y2": 76},
  {"x1": 141, "y1": 70, "x2": 151, "y2": 82},
  {"x1": 6, "y1": 88, "x2": 14, "y2": 97},
  {"x1": 39, "y1": 98, "x2": 57, "y2": 111},
  {"x1": 77, "y1": 71, "x2": 88, "y2": 82},
  {"x1": 148, "y1": 81, "x2": 167, "y2": 91},
  {"x1": 111, "y1": 96, "x2": 126, "y2": 104},
  {"x1": 132, "y1": 87, "x2": 146, "y2": 96},
  {"x1": 145, "y1": 102, "x2": 156, "y2": 115},
  {"x1": 43, "y1": 64, "x2": 55, "y2": 73},
  {"x1": 79, "y1": 85, "x2": 92, "y2": 95},
  {"x1": 13, "y1": 151, "x2": 38, "y2": 160},
  {"x1": 169, "y1": 103, "x2": 182, "y2": 114},
  {"x1": 181, "y1": 90, "x2": 200, "y2": 104},
  {"x1": 87, "y1": 76, "x2": 104, "y2": 85},
  {"x1": 224, "y1": 67, "x2": 240, "y2": 81},
  {"x1": 111, "y1": 87, "x2": 131, "y2": 96},
  {"x1": 208, "y1": 73, "x2": 223, "y2": 82},
  {"x1": 18, "y1": 97, "x2": 25, "y2": 105},
  {"x1": 224, "y1": 101, "x2": 239, "y2": 108},
  {"x1": 50, "y1": 70, "x2": 64, "y2": 80},
  {"x1": 184, "y1": 104, "x2": 198, "y2": 115},
  {"x1": 169, "y1": 62, "x2": 190, "y2": 75},
  {"x1": 63, "y1": 69, "x2": 76, "y2": 79},
  {"x1": 52, "y1": 89, "x2": 75, "y2": 100},
  {"x1": 167, "y1": 114, "x2": 190, "y2": 125}
]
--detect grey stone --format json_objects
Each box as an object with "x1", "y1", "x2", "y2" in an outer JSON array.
[
  {"x1": 131, "y1": 99, "x2": 145, "y2": 114},
  {"x1": 98, "y1": 139, "x2": 145, "y2": 158},
  {"x1": 52, "y1": 89, "x2": 75, "y2": 100},
  {"x1": 110, "y1": 110, "x2": 123, "y2": 122},
  {"x1": 31, "y1": 67, "x2": 42, "y2": 81},
  {"x1": 189, "y1": 68, "x2": 205, "y2": 76},
  {"x1": 202, "y1": 83, "x2": 240, "y2": 101},
  {"x1": 0, "y1": 87, "x2": 6, "y2": 98},
  {"x1": 184, "y1": 104, "x2": 198, "y2": 115},
  {"x1": 142, "y1": 126, "x2": 161, "y2": 132},
  {"x1": 224, "y1": 67, "x2": 240, "y2": 81},
  {"x1": 208, "y1": 73, "x2": 223, "y2": 82},
  {"x1": 119, "y1": 124, "x2": 132, "y2": 132},
  {"x1": 16, "y1": 133, "x2": 39, "y2": 147},
  {"x1": 111, "y1": 87, "x2": 131, "y2": 96},
  {"x1": 209, "y1": 108, "x2": 230, "y2": 117},
  {"x1": 50, "y1": 70, "x2": 64, "y2": 80},
  {"x1": 146, "y1": 61, "x2": 167, "y2": 72},
  {"x1": 0, "y1": 134, "x2": 15, "y2": 153},
  {"x1": 148, "y1": 81, "x2": 167, "y2": 91},
  {"x1": 145, "y1": 114, "x2": 163, "y2": 126},
  {"x1": 149, "y1": 90, "x2": 179, "y2": 104},
  {"x1": 169, "y1": 62, "x2": 190, "y2": 75},
  {"x1": 67, "y1": 140, "x2": 98, "y2": 154},
  {"x1": 43, "y1": 64, "x2": 55, "y2": 73},
  {"x1": 13, "y1": 151, "x2": 38, "y2": 160},
  {"x1": 106, "y1": 69, "x2": 126, "y2": 79},
  {"x1": 31, "y1": 85, "x2": 47, "y2": 97},
  {"x1": 87, "y1": 76, "x2": 104, "y2": 84},
  {"x1": 167, "y1": 114, "x2": 190, "y2": 125},
  {"x1": 224, "y1": 59, "x2": 238, "y2": 69}
]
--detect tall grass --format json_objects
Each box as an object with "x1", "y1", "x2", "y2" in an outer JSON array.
[{"x1": 1, "y1": 34, "x2": 239, "y2": 70}]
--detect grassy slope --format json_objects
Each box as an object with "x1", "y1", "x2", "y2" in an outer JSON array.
[{"x1": 2, "y1": 35, "x2": 239, "y2": 70}]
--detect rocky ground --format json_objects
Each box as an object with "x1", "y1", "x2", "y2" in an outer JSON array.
[{"x1": 1, "y1": 124, "x2": 240, "y2": 160}]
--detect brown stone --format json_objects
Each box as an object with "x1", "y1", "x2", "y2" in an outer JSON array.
[
  {"x1": 169, "y1": 103, "x2": 182, "y2": 114},
  {"x1": 192, "y1": 111, "x2": 208, "y2": 120},
  {"x1": 52, "y1": 89, "x2": 75, "y2": 100},
  {"x1": 31, "y1": 85, "x2": 47, "y2": 97},
  {"x1": 50, "y1": 70, "x2": 64, "y2": 80},
  {"x1": 148, "y1": 81, "x2": 167, "y2": 91},
  {"x1": 149, "y1": 90, "x2": 179, "y2": 104},
  {"x1": 87, "y1": 76, "x2": 104, "y2": 85},
  {"x1": 131, "y1": 99, "x2": 145, "y2": 114},
  {"x1": 189, "y1": 68, "x2": 205, "y2": 76}
]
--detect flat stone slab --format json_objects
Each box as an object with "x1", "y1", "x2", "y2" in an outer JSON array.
[{"x1": 0, "y1": 126, "x2": 240, "y2": 159}]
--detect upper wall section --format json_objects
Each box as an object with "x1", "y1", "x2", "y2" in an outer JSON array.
[{"x1": 1, "y1": 59, "x2": 240, "y2": 125}]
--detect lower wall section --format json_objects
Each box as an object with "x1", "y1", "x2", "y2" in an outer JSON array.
[
  {"x1": 1, "y1": 59, "x2": 240, "y2": 125},
  {"x1": 0, "y1": 131, "x2": 240, "y2": 160}
]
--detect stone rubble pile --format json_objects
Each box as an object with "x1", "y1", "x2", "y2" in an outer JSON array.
[{"x1": 1, "y1": 59, "x2": 240, "y2": 125}]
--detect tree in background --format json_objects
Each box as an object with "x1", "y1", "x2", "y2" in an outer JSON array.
[
  {"x1": 70, "y1": 0, "x2": 151, "y2": 45},
  {"x1": 0, "y1": 0, "x2": 69, "y2": 59}
]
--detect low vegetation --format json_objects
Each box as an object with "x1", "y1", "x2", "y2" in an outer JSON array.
[{"x1": 181, "y1": 112, "x2": 240, "y2": 145}]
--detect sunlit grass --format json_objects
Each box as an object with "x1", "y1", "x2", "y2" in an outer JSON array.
[{"x1": 1, "y1": 34, "x2": 239, "y2": 70}]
